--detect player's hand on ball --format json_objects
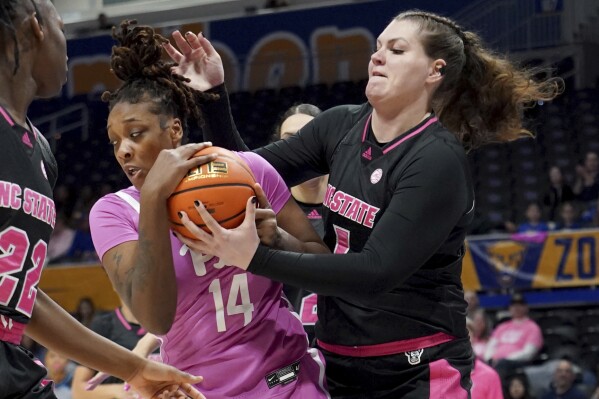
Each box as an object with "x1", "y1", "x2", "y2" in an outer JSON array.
[
  {"x1": 143, "y1": 142, "x2": 216, "y2": 200},
  {"x1": 175, "y1": 196, "x2": 260, "y2": 270},
  {"x1": 253, "y1": 183, "x2": 281, "y2": 248},
  {"x1": 126, "y1": 358, "x2": 205, "y2": 399}
]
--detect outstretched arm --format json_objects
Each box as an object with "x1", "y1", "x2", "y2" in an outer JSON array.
[
  {"x1": 27, "y1": 290, "x2": 205, "y2": 399},
  {"x1": 164, "y1": 31, "x2": 249, "y2": 151},
  {"x1": 177, "y1": 143, "x2": 471, "y2": 300}
]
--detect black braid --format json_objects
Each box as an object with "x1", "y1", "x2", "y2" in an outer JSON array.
[
  {"x1": 102, "y1": 19, "x2": 217, "y2": 134},
  {"x1": 397, "y1": 10, "x2": 469, "y2": 46},
  {"x1": 0, "y1": 0, "x2": 19, "y2": 75},
  {"x1": 0, "y1": 0, "x2": 43, "y2": 75}
]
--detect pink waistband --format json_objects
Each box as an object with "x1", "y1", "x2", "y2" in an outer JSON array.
[
  {"x1": 317, "y1": 332, "x2": 455, "y2": 357},
  {"x1": 0, "y1": 315, "x2": 26, "y2": 345}
]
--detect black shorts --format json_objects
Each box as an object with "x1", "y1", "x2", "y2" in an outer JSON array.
[
  {"x1": 319, "y1": 337, "x2": 473, "y2": 399},
  {"x1": 0, "y1": 340, "x2": 56, "y2": 399}
]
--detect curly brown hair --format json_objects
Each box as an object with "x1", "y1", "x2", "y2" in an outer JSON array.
[
  {"x1": 101, "y1": 20, "x2": 216, "y2": 136},
  {"x1": 395, "y1": 10, "x2": 563, "y2": 151}
]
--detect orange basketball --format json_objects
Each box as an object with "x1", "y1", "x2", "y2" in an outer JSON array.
[{"x1": 167, "y1": 146, "x2": 256, "y2": 239}]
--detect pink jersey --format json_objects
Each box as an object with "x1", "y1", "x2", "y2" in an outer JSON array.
[
  {"x1": 471, "y1": 359, "x2": 503, "y2": 399},
  {"x1": 489, "y1": 318, "x2": 543, "y2": 361},
  {"x1": 90, "y1": 152, "x2": 329, "y2": 399}
]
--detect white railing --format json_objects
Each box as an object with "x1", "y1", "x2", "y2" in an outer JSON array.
[
  {"x1": 32, "y1": 103, "x2": 89, "y2": 145},
  {"x1": 453, "y1": 0, "x2": 563, "y2": 51}
]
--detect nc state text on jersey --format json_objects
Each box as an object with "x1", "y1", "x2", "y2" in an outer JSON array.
[
  {"x1": 323, "y1": 184, "x2": 379, "y2": 228},
  {"x1": 0, "y1": 181, "x2": 56, "y2": 228}
]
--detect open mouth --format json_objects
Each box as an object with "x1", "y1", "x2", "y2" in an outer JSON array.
[{"x1": 125, "y1": 166, "x2": 141, "y2": 177}]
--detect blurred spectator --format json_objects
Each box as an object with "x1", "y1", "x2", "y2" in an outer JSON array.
[
  {"x1": 54, "y1": 184, "x2": 75, "y2": 220},
  {"x1": 540, "y1": 359, "x2": 586, "y2": 399},
  {"x1": 72, "y1": 297, "x2": 96, "y2": 328},
  {"x1": 543, "y1": 166, "x2": 575, "y2": 222},
  {"x1": 574, "y1": 151, "x2": 599, "y2": 203},
  {"x1": 505, "y1": 373, "x2": 536, "y2": 399},
  {"x1": 554, "y1": 202, "x2": 583, "y2": 230},
  {"x1": 65, "y1": 214, "x2": 98, "y2": 263},
  {"x1": 580, "y1": 197, "x2": 599, "y2": 227},
  {"x1": 45, "y1": 349, "x2": 75, "y2": 399},
  {"x1": 517, "y1": 203, "x2": 550, "y2": 233},
  {"x1": 71, "y1": 185, "x2": 97, "y2": 223},
  {"x1": 471, "y1": 308, "x2": 493, "y2": 359},
  {"x1": 465, "y1": 290, "x2": 480, "y2": 317},
  {"x1": 47, "y1": 213, "x2": 76, "y2": 264},
  {"x1": 97, "y1": 13, "x2": 113, "y2": 30},
  {"x1": 485, "y1": 293, "x2": 543, "y2": 378},
  {"x1": 467, "y1": 317, "x2": 504, "y2": 399}
]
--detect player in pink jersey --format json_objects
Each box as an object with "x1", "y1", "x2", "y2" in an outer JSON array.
[{"x1": 88, "y1": 20, "x2": 330, "y2": 399}]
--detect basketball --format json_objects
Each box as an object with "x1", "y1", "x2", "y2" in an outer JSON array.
[{"x1": 167, "y1": 146, "x2": 256, "y2": 239}]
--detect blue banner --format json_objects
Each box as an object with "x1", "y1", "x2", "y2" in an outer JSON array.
[{"x1": 462, "y1": 229, "x2": 599, "y2": 291}]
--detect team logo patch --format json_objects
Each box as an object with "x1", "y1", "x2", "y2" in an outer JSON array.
[
  {"x1": 40, "y1": 160, "x2": 48, "y2": 180},
  {"x1": 370, "y1": 168, "x2": 383, "y2": 184},
  {"x1": 405, "y1": 349, "x2": 424, "y2": 365}
]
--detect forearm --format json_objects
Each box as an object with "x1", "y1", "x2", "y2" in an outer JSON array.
[
  {"x1": 271, "y1": 228, "x2": 329, "y2": 254},
  {"x1": 128, "y1": 190, "x2": 178, "y2": 334},
  {"x1": 132, "y1": 333, "x2": 161, "y2": 358},
  {"x1": 26, "y1": 290, "x2": 143, "y2": 382},
  {"x1": 505, "y1": 343, "x2": 538, "y2": 361},
  {"x1": 72, "y1": 366, "x2": 126, "y2": 399},
  {"x1": 202, "y1": 84, "x2": 249, "y2": 151}
]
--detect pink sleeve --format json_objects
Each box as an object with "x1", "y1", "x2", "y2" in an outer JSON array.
[
  {"x1": 235, "y1": 151, "x2": 291, "y2": 214},
  {"x1": 89, "y1": 194, "x2": 139, "y2": 260}
]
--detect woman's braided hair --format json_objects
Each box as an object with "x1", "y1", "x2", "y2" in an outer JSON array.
[
  {"x1": 101, "y1": 20, "x2": 216, "y2": 134},
  {"x1": 0, "y1": 0, "x2": 42, "y2": 75}
]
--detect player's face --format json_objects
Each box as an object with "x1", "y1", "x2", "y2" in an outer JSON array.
[
  {"x1": 366, "y1": 19, "x2": 438, "y2": 110},
  {"x1": 279, "y1": 113, "x2": 314, "y2": 140},
  {"x1": 32, "y1": 0, "x2": 68, "y2": 98},
  {"x1": 107, "y1": 101, "x2": 181, "y2": 190}
]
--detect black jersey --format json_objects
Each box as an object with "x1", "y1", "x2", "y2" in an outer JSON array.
[
  {"x1": 203, "y1": 86, "x2": 474, "y2": 348},
  {"x1": 0, "y1": 107, "x2": 57, "y2": 324},
  {"x1": 89, "y1": 308, "x2": 146, "y2": 384}
]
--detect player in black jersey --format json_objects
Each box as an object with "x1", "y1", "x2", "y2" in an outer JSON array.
[
  {"x1": 0, "y1": 2, "x2": 206, "y2": 398},
  {"x1": 275, "y1": 104, "x2": 325, "y2": 338},
  {"x1": 165, "y1": 10, "x2": 562, "y2": 398}
]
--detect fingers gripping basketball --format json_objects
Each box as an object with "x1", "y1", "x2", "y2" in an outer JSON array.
[{"x1": 167, "y1": 147, "x2": 256, "y2": 238}]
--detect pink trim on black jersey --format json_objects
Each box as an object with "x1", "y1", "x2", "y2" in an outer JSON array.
[
  {"x1": 383, "y1": 117, "x2": 438, "y2": 154},
  {"x1": 317, "y1": 332, "x2": 454, "y2": 357},
  {"x1": 0, "y1": 106, "x2": 15, "y2": 126},
  {"x1": 115, "y1": 307, "x2": 146, "y2": 335},
  {"x1": 361, "y1": 112, "x2": 438, "y2": 154},
  {"x1": 361, "y1": 113, "x2": 373, "y2": 142},
  {"x1": 0, "y1": 316, "x2": 26, "y2": 345}
]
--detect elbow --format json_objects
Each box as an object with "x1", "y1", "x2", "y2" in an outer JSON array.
[
  {"x1": 133, "y1": 306, "x2": 176, "y2": 336},
  {"x1": 143, "y1": 316, "x2": 174, "y2": 336}
]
